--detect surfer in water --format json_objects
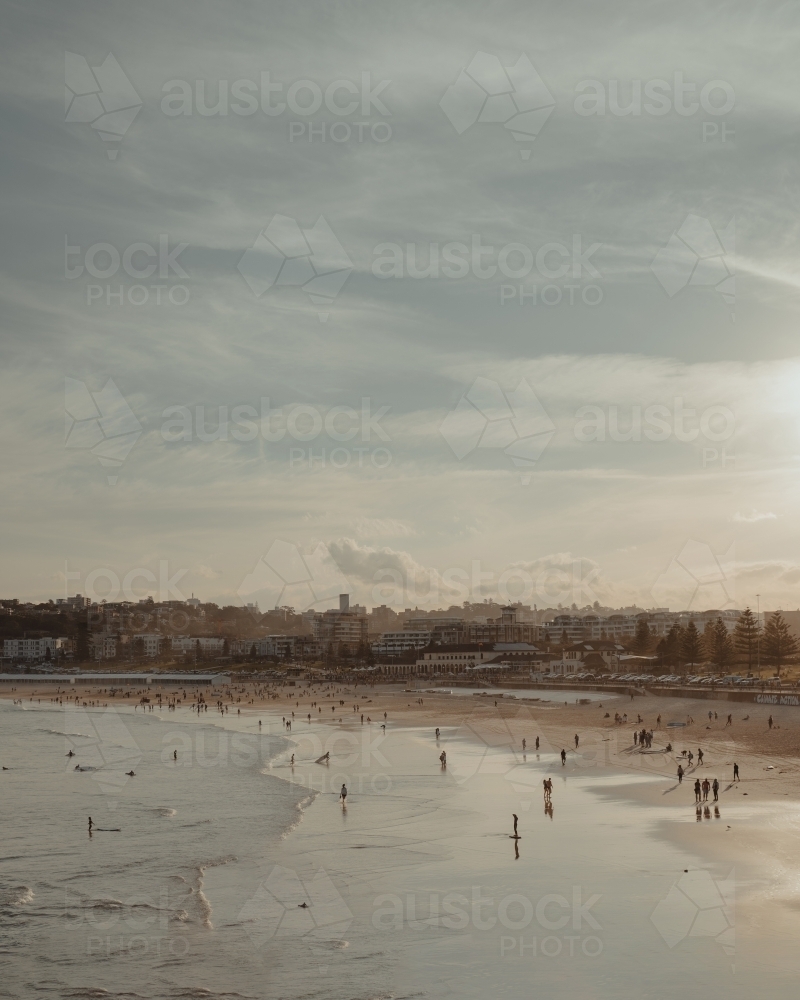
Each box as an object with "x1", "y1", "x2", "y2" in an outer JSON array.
[
  {"x1": 315, "y1": 752, "x2": 330, "y2": 764},
  {"x1": 512, "y1": 813, "x2": 519, "y2": 837},
  {"x1": 66, "y1": 750, "x2": 75, "y2": 757},
  {"x1": 88, "y1": 817, "x2": 93, "y2": 832}
]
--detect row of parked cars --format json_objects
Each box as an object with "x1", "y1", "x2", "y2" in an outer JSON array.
[{"x1": 555, "y1": 671, "x2": 789, "y2": 688}]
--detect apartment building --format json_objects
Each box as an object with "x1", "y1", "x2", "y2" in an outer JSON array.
[
  {"x1": 171, "y1": 636, "x2": 225, "y2": 655},
  {"x1": 371, "y1": 630, "x2": 432, "y2": 657},
  {"x1": 541, "y1": 609, "x2": 742, "y2": 643},
  {"x1": 311, "y1": 595, "x2": 368, "y2": 655},
  {"x1": 2, "y1": 637, "x2": 66, "y2": 660},
  {"x1": 133, "y1": 633, "x2": 164, "y2": 657}
]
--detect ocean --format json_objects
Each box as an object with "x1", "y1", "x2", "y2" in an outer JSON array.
[{"x1": 1, "y1": 696, "x2": 798, "y2": 1000}]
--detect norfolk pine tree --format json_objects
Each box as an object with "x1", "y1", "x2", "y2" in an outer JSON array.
[
  {"x1": 733, "y1": 607, "x2": 760, "y2": 672},
  {"x1": 681, "y1": 620, "x2": 701, "y2": 668},
  {"x1": 762, "y1": 611, "x2": 799, "y2": 676},
  {"x1": 710, "y1": 617, "x2": 734, "y2": 669}
]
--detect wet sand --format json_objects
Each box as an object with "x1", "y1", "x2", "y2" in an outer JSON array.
[{"x1": 4, "y1": 680, "x2": 800, "y2": 998}]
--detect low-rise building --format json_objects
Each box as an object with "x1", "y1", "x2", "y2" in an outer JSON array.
[
  {"x1": 371, "y1": 630, "x2": 432, "y2": 657},
  {"x1": 546, "y1": 641, "x2": 625, "y2": 675},
  {"x1": 2, "y1": 637, "x2": 66, "y2": 660}
]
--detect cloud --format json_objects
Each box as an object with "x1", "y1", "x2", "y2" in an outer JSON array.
[{"x1": 732, "y1": 510, "x2": 777, "y2": 523}]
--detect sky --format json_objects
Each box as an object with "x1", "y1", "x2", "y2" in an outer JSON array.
[{"x1": 1, "y1": 0, "x2": 799, "y2": 615}]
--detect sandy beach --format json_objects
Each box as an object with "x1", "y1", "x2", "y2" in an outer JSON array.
[{"x1": 3, "y1": 678, "x2": 800, "y2": 998}]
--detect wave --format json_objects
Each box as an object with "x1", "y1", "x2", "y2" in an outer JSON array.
[
  {"x1": 193, "y1": 856, "x2": 237, "y2": 930},
  {"x1": 0, "y1": 884, "x2": 34, "y2": 906},
  {"x1": 150, "y1": 807, "x2": 177, "y2": 818},
  {"x1": 280, "y1": 792, "x2": 316, "y2": 840},
  {"x1": 38, "y1": 728, "x2": 89, "y2": 737}
]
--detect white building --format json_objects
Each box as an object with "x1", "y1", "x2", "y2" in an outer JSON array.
[
  {"x1": 171, "y1": 636, "x2": 225, "y2": 654},
  {"x1": 3, "y1": 637, "x2": 65, "y2": 660},
  {"x1": 133, "y1": 634, "x2": 163, "y2": 657},
  {"x1": 371, "y1": 630, "x2": 432, "y2": 657}
]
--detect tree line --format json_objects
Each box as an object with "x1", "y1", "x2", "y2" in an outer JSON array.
[{"x1": 630, "y1": 608, "x2": 798, "y2": 674}]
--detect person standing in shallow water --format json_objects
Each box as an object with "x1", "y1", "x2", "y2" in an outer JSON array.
[
  {"x1": 561, "y1": 749, "x2": 566, "y2": 765},
  {"x1": 677, "y1": 764, "x2": 684, "y2": 784}
]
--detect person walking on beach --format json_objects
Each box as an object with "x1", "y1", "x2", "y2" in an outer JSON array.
[
  {"x1": 726, "y1": 714, "x2": 732, "y2": 727},
  {"x1": 733, "y1": 762, "x2": 739, "y2": 781},
  {"x1": 535, "y1": 737, "x2": 540, "y2": 750},
  {"x1": 677, "y1": 764, "x2": 684, "y2": 784},
  {"x1": 574, "y1": 734, "x2": 579, "y2": 749},
  {"x1": 435, "y1": 728, "x2": 440, "y2": 739},
  {"x1": 522, "y1": 738, "x2": 526, "y2": 752},
  {"x1": 88, "y1": 816, "x2": 93, "y2": 832},
  {"x1": 698, "y1": 748, "x2": 704, "y2": 765},
  {"x1": 768, "y1": 715, "x2": 773, "y2": 729},
  {"x1": 340, "y1": 783, "x2": 347, "y2": 805},
  {"x1": 712, "y1": 778, "x2": 719, "y2": 801},
  {"x1": 694, "y1": 779, "x2": 702, "y2": 803},
  {"x1": 561, "y1": 749, "x2": 567, "y2": 766},
  {"x1": 440, "y1": 751, "x2": 447, "y2": 768}
]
